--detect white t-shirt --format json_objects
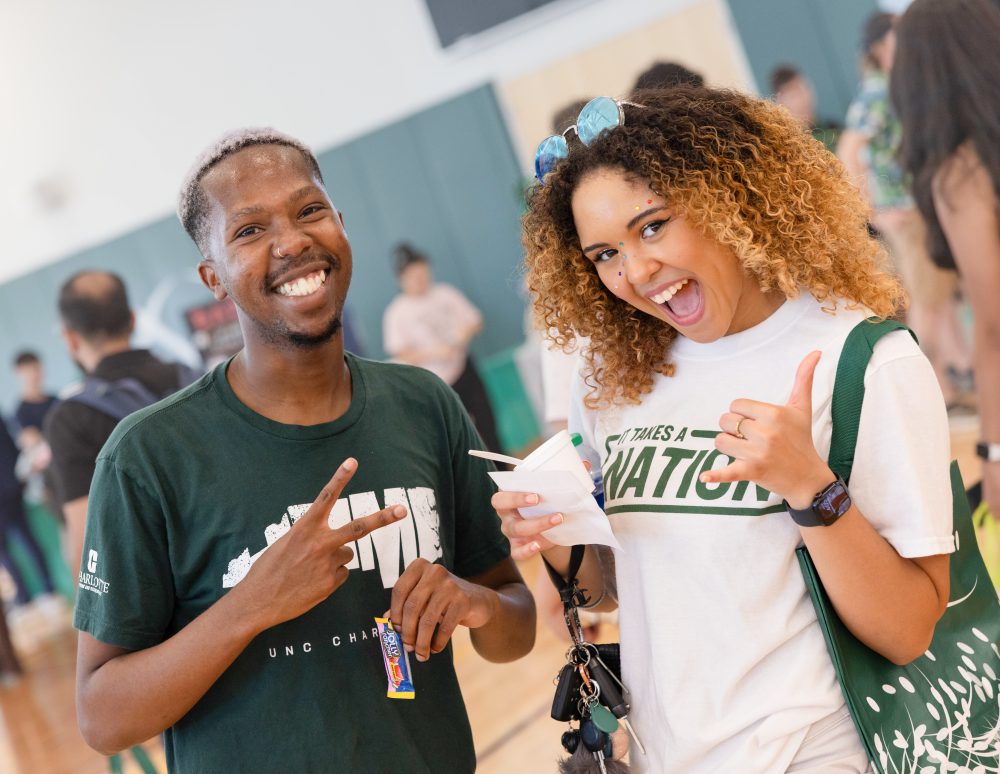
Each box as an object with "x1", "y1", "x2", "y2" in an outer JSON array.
[
  {"x1": 540, "y1": 336, "x2": 589, "y2": 425},
  {"x1": 382, "y1": 283, "x2": 482, "y2": 385},
  {"x1": 569, "y1": 292, "x2": 954, "y2": 773}
]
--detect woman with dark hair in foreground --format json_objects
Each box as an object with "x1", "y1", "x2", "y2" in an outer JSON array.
[{"x1": 892, "y1": 0, "x2": 1000, "y2": 518}]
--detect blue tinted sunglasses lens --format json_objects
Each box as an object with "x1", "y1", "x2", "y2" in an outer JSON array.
[
  {"x1": 576, "y1": 96, "x2": 622, "y2": 145},
  {"x1": 534, "y1": 134, "x2": 569, "y2": 181}
]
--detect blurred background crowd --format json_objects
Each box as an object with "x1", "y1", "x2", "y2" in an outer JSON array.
[{"x1": 2, "y1": 0, "x2": 997, "y2": 771}]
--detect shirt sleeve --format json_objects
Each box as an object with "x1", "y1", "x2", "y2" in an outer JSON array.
[
  {"x1": 444, "y1": 385, "x2": 510, "y2": 578},
  {"x1": 13, "y1": 405, "x2": 28, "y2": 434},
  {"x1": 849, "y1": 331, "x2": 955, "y2": 558},
  {"x1": 0, "y1": 423, "x2": 23, "y2": 502},
  {"x1": 541, "y1": 340, "x2": 583, "y2": 425},
  {"x1": 567, "y1": 370, "x2": 603, "y2": 491},
  {"x1": 73, "y1": 455, "x2": 176, "y2": 650},
  {"x1": 45, "y1": 403, "x2": 103, "y2": 504}
]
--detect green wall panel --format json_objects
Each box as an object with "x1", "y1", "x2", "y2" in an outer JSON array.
[
  {"x1": 319, "y1": 84, "x2": 527, "y2": 362},
  {"x1": 727, "y1": 0, "x2": 879, "y2": 124},
  {"x1": 1, "y1": 84, "x2": 527, "y2": 412}
]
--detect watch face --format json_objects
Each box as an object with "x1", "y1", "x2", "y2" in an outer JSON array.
[{"x1": 815, "y1": 481, "x2": 852, "y2": 524}]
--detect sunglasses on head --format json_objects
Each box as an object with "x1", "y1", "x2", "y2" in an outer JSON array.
[{"x1": 534, "y1": 96, "x2": 643, "y2": 183}]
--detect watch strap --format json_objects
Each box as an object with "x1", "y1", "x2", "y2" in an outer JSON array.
[
  {"x1": 784, "y1": 477, "x2": 852, "y2": 527},
  {"x1": 976, "y1": 442, "x2": 1000, "y2": 463}
]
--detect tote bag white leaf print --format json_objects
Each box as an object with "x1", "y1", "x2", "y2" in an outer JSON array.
[{"x1": 798, "y1": 319, "x2": 1000, "y2": 774}]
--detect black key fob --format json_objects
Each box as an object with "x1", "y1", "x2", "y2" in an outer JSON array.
[{"x1": 551, "y1": 663, "x2": 583, "y2": 721}]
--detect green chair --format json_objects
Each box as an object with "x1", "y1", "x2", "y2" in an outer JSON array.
[
  {"x1": 109, "y1": 746, "x2": 159, "y2": 774},
  {"x1": 478, "y1": 346, "x2": 542, "y2": 455}
]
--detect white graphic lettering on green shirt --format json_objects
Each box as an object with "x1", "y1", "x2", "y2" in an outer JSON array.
[{"x1": 222, "y1": 486, "x2": 445, "y2": 589}]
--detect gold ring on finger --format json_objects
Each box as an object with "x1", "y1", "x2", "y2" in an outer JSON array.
[{"x1": 735, "y1": 417, "x2": 747, "y2": 440}]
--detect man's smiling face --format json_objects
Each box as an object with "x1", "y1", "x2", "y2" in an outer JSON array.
[{"x1": 197, "y1": 144, "x2": 352, "y2": 351}]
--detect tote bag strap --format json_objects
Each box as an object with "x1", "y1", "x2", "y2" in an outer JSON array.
[{"x1": 828, "y1": 317, "x2": 916, "y2": 484}]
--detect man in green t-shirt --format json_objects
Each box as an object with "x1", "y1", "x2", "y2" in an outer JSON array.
[{"x1": 73, "y1": 128, "x2": 536, "y2": 773}]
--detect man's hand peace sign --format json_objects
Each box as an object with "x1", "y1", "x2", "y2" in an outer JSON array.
[{"x1": 238, "y1": 457, "x2": 406, "y2": 631}]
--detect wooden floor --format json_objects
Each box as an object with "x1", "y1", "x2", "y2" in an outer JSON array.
[
  {"x1": 0, "y1": 605, "x2": 163, "y2": 774},
  {"x1": 0, "y1": 416, "x2": 984, "y2": 773},
  {"x1": 0, "y1": 558, "x2": 585, "y2": 774}
]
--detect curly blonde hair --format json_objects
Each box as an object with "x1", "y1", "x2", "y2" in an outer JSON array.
[{"x1": 523, "y1": 88, "x2": 905, "y2": 409}]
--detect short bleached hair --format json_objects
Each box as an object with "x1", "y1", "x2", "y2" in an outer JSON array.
[{"x1": 177, "y1": 127, "x2": 325, "y2": 256}]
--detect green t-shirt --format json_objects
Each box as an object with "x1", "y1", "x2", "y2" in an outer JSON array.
[{"x1": 74, "y1": 354, "x2": 510, "y2": 773}]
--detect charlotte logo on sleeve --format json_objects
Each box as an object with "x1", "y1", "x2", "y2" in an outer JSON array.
[{"x1": 79, "y1": 548, "x2": 111, "y2": 596}]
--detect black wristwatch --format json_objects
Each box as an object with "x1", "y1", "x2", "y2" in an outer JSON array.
[
  {"x1": 784, "y1": 477, "x2": 852, "y2": 527},
  {"x1": 976, "y1": 441, "x2": 1000, "y2": 463}
]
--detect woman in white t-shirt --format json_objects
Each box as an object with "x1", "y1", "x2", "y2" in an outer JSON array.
[
  {"x1": 495, "y1": 89, "x2": 954, "y2": 773},
  {"x1": 383, "y1": 243, "x2": 502, "y2": 453}
]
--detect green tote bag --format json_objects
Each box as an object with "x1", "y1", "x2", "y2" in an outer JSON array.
[{"x1": 796, "y1": 318, "x2": 1000, "y2": 773}]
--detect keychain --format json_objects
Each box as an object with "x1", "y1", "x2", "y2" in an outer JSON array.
[{"x1": 546, "y1": 546, "x2": 644, "y2": 773}]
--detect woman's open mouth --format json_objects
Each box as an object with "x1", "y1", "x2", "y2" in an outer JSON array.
[{"x1": 648, "y1": 278, "x2": 705, "y2": 326}]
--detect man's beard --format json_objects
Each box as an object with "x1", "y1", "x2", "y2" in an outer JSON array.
[
  {"x1": 287, "y1": 314, "x2": 343, "y2": 349},
  {"x1": 251, "y1": 310, "x2": 343, "y2": 351}
]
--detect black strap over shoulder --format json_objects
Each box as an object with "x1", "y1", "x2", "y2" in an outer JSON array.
[
  {"x1": 63, "y1": 361, "x2": 202, "y2": 423},
  {"x1": 65, "y1": 377, "x2": 161, "y2": 422},
  {"x1": 175, "y1": 362, "x2": 202, "y2": 389}
]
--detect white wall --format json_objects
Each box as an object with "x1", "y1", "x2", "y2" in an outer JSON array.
[{"x1": 1, "y1": 0, "x2": 751, "y2": 285}]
